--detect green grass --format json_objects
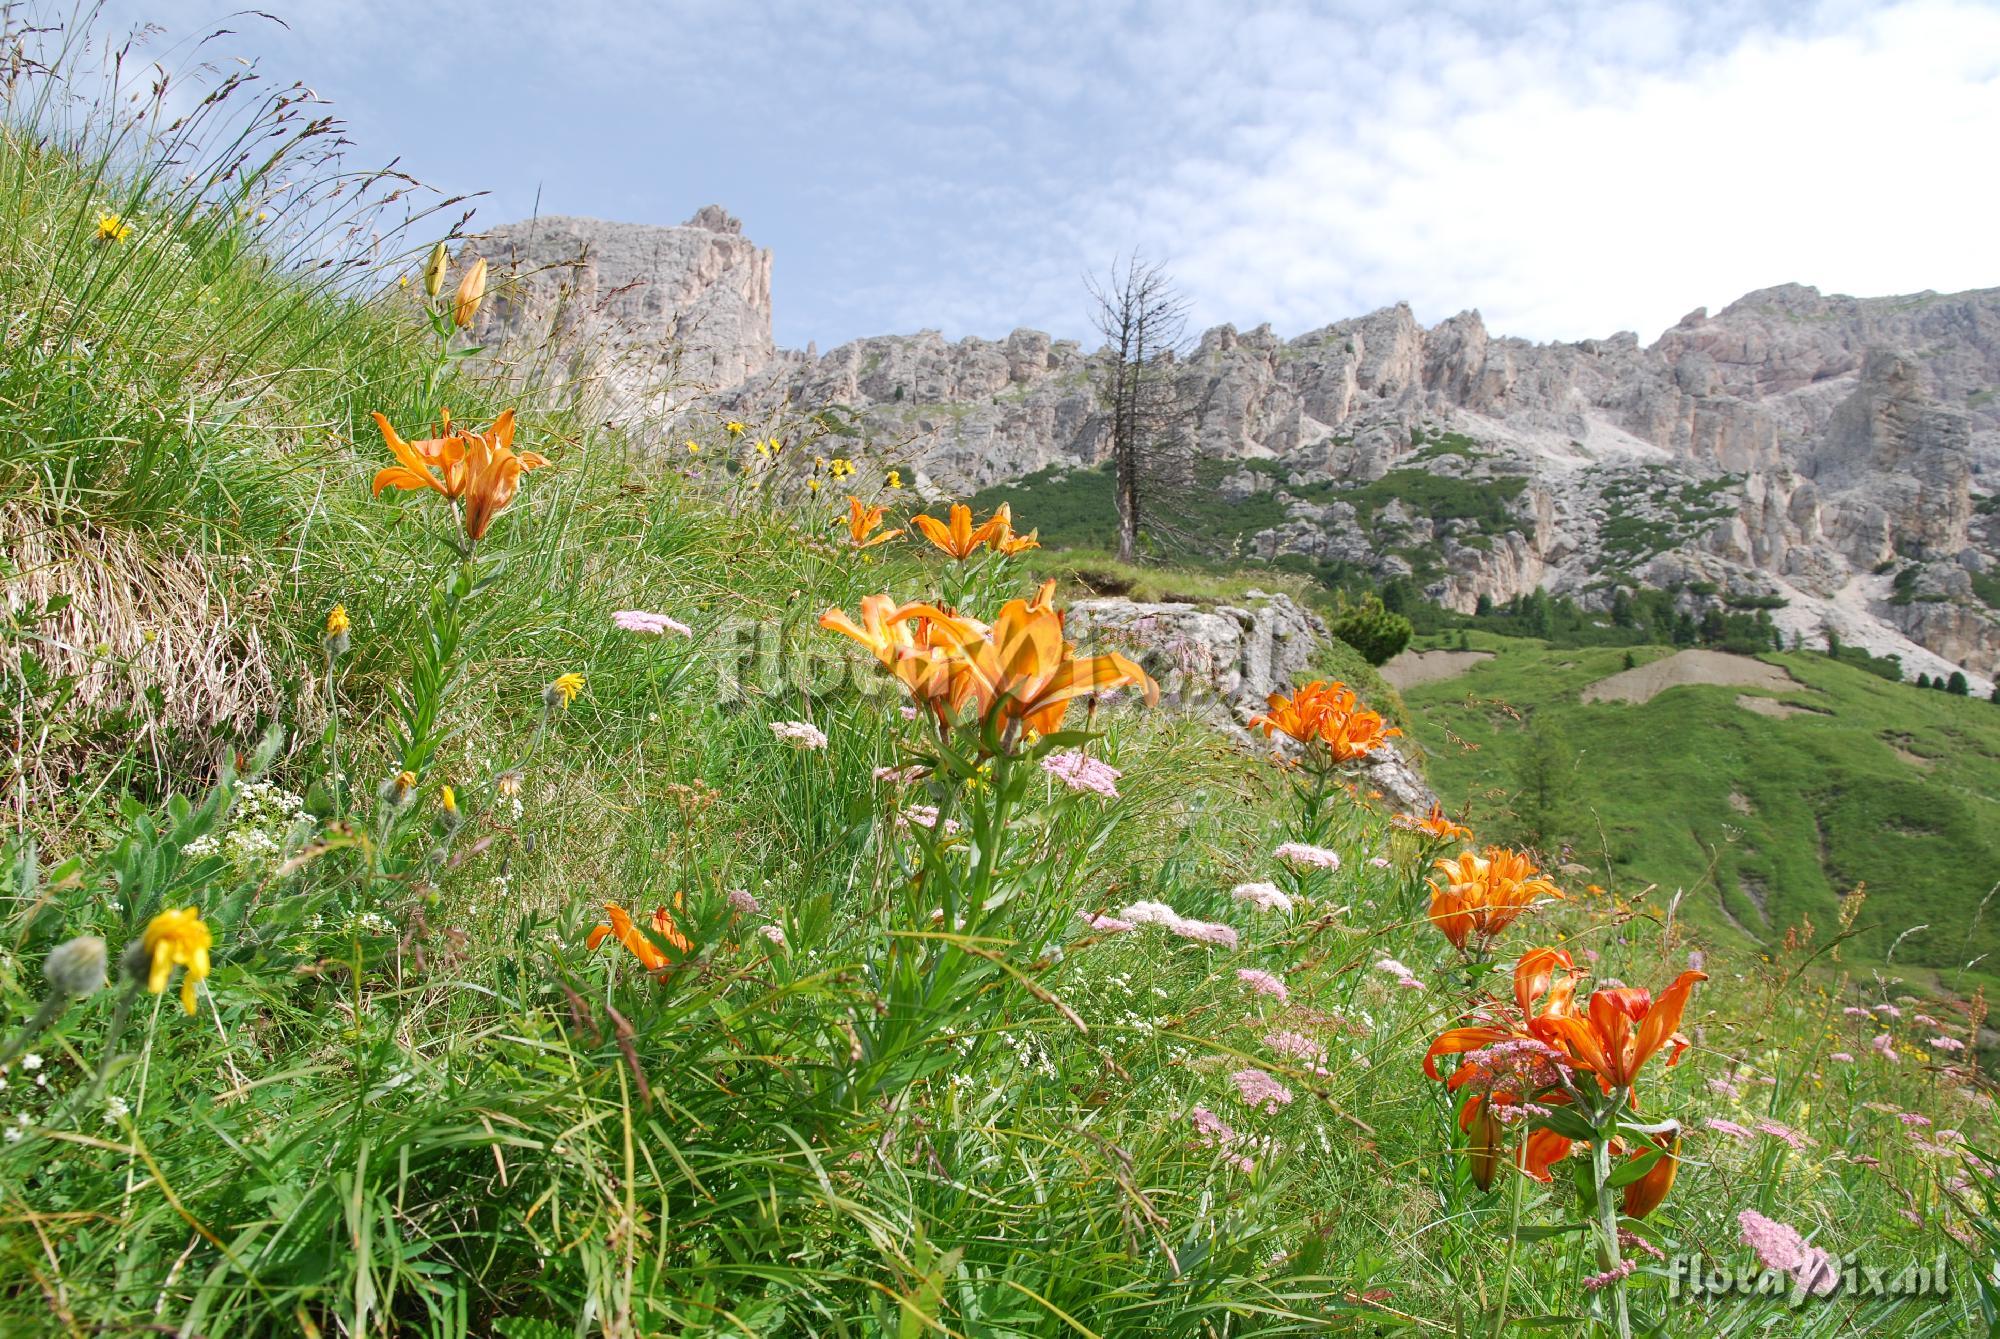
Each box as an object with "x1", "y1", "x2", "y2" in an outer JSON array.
[
  {"x1": 1400, "y1": 632, "x2": 2000, "y2": 991},
  {"x1": 0, "y1": 14, "x2": 1993, "y2": 1336}
]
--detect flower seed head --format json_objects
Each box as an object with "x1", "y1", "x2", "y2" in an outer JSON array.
[{"x1": 44, "y1": 936, "x2": 107, "y2": 999}]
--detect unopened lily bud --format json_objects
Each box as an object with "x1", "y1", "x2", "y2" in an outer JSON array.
[
  {"x1": 423, "y1": 241, "x2": 448, "y2": 299},
  {"x1": 452, "y1": 256, "x2": 488, "y2": 329},
  {"x1": 44, "y1": 936, "x2": 107, "y2": 999}
]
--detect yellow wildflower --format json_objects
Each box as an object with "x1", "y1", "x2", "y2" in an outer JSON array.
[
  {"x1": 684, "y1": 439, "x2": 701, "y2": 454},
  {"x1": 325, "y1": 604, "x2": 350, "y2": 638},
  {"x1": 550, "y1": 672, "x2": 586, "y2": 708},
  {"x1": 95, "y1": 212, "x2": 132, "y2": 243},
  {"x1": 141, "y1": 908, "x2": 213, "y2": 1015},
  {"x1": 724, "y1": 420, "x2": 745, "y2": 437},
  {"x1": 439, "y1": 785, "x2": 457, "y2": 814},
  {"x1": 423, "y1": 240, "x2": 449, "y2": 298},
  {"x1": 886, "y1": 470, "x2": 903, "y2": 490}
]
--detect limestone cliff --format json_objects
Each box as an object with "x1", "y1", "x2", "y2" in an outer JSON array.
[{"x1": 463, "y1": 208, "x2": 2000, "y2": 690}]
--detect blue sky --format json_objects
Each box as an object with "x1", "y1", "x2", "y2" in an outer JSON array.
[{"x1": 100, "y1": 1, "x2": 2000, "y2": 351}]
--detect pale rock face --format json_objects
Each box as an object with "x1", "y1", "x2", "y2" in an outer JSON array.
[
  {"x1": 1063, "y1": 593, "x2": 1436, "y2": 811},
  {"x1": 462, "y1": 207, "x2": 2000, "y2": 687},
  {"x1": 462, "y1": 209, "x2": 774, "y2": 413}
]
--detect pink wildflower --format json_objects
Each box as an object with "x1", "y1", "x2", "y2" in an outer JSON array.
[
  {"x1": 1172, "y1": 919, "x2": 1240, "y2": 949},
  {"x1": 1871, "y1": 1033, "x2": 1900, "y2": 1062},
  {"x1": 900, "y1": 805, "x2": 962, "y2": 836},
  {"x1": 1755, "y1": 1120, "x2": 1812, "y2": 1151},
  {"x1": 1930, "y1": 1036, "x2": 1966, "y2": 1052},
  {"x1": 1897, "y1": 1112, "x2": 1932, "y2": 1128},
  {"x1": 1830, "y1": 1052, "x2": 1855, "y2": 1063},
  {"x1": 1842, "y1": 1006, "x2": 1872, "y2": 1019},
  {"x1": 1263, "y1": 1030, "x2": 1327, "y2": 1065},
  {"x1": 770, "y1": 720, "x2": 828, "y2": 749},
  {"x1": 1583, "y1": 1259, "x2": 1635, "y2": 1291},
  {"x1": 1236, "y1": 968, "x2": 1289, "y2": 1002},
  {"x1": 1230, "y1": 881, "x2": 1294, "y2": 914},
  {"x1": 1737, "y1": 1210, "x2": 1839, "y2": 1295},
  {"x1": 612, "y1": 609, "x2": 693, "y2": 637},
  {"x1": 1231, "y1": 1068, "x2": 1294, "y2": 1111},
  {"x1": 1078, "y1": 910, "x2": 1136, "y2": 933},
  {"x1": 1873, "y1": 1003, "x2": 1903, "y2": 1019},
  {"x1": 757, "y1": 923, "x2": 786, "y2": 947},
  {"x1": 1705, "y1": 1117, "x2": 1754, "y2": 1141},
  {"x1": 1274, "y1": 841, "x2": 1341, "y2": 871},
  {"x1": 727, "y1": 888, "x2": 761, "y2": 915},
  {"x1": 1040, "y1": 750, "x2": 1122, "y2": 799},
  {"x1": 872, "y1": 764, "x2": 925, "y2": 783}
]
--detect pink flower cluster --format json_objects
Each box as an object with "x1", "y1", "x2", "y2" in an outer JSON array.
[
  {"x1": 1231, "y1": 1067, "x2": 1294, "y2": 1112},
  {"x1": 612, "y1": 609, "x2": 693, "y2": 637},
  {"x1": 1078, "y1": 910, "x2": 1136, "y2": 934},
  {"x1": 1189, "y1": 1105, "x2": 1256, "y2": 1173},
  {"x1": 1582, "y1": 1259, "x2": 1635, "y2": 1292},
  {"x1": 1230, "y1": 881, "x2": 1294, "y2": 914},
  {"x1": 1738, "y1": 1210, "x2": 1839, "y2": 1296},
  {"x1": 1274, "y1": 842, "x2": 1341, "y2": 871},
  {"x1": 770, "y1": 720, "x2": 828, "y2": 749},
  {"x1": 727, "y1": 888, "x2": 761, "y2": 915},
  {"x1": 1462, "y1": 1037, "x2": 1570, "y2": 1103},
  {"x1": 1263, "y1": 1030, "x2": 1329, "y2": 1072},
  {"x1": 1705, "y1": 1117, "x2": 1753, "y2": 1141},
  {"x1": 900, "y1": 805, "x2": 962, "y2": 836},
  {"x1": 1117, "y1": 900, "x2": 1240, "y2": 949},
  {"x1": 1372, "y1": 957, "x2": 1425, "y2": 991},
  {"x1": 872, "y1": 764, "x2": 926, "y2": 784},
  {"x1": 1236, "y1": 968, "x2": 1289, "y2": 1003},
  {"x1": 1754, "y1": 1119, "x2": 1813, "y2": 1151},
  {"x1": 1040, "y1": 750, "x2": 1122, "y2": 799}
]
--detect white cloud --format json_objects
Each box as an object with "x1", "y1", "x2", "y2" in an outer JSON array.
[{"x1": 1086, "y1": 0, "x2": 2000, "y2": 344}]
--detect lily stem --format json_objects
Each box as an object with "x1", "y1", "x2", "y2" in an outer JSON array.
[
  {"x1": 1592, "y1": 1131, "x2": 1632, "y2": 1339},
  {"x1": 1491, "y1": 1157, "x2": 1527, "y2": 1339}
]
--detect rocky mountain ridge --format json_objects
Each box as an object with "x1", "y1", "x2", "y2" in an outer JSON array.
[{"x1": 462, "y1": 210, "x2": 1999, "y2": 691}]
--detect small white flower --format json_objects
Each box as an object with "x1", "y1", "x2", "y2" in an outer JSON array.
[
  {"x1": 19, "y1": 1054, "x2": 41, "y2": 1072},
  {"x1": 102, "y1": 1096, "x2": 130, "y2": 1126}
]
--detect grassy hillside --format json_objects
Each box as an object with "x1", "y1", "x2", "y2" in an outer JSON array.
[
  {"x1": 0, "y1": 13, "x2": 1995, "y2": 1338},
  {"x1": 1399, "y1": 633, "x2": 2000, "y2": 992}
]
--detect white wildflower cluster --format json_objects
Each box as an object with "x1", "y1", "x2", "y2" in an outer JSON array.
[
  {"x1": 182, "y1": 779, "x2": 308, "y2": 870},
  {"x1": 1010, "y1": 1033, "x2": 1059, "y2": 1082}
]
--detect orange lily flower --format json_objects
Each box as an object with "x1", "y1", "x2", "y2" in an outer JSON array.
[
  {"x1": 586, "y1": 898, "x2": 693, "y2": 972},
  {"x1": 841, "y1": 495, "x2": 903, "y2": 549},
  {"x1": 1620, "y1": 1132, "x2": 1680, "y2": 1219},
  {"x1": 930, "y1": 587, "x2": 1158, "y2": 737},
  {"x1": 1423, "y1": 946, "x2": 1581, "y2": 1080},
  {"x1": 371, "y1": 409, "x2": 468, "y2": 498},
  {"x1": 1530, "y1": 967, "x2": 1707, "y2": 1092},
  {"x1": 820, "y1": 586, "x2": 1158, "y2": 741},
  {"x1": 372, "y1": 409, "x2": 549, "y2": 542},
  {"x1": 913, "y1": 502, "x2": 1011, "y2": 560},
  {"x1": 1398, "y1": 802, "x2": 1473, "y2": 842},
  {"x1": 1249, "y1": 680, "x2": 1401, "y2": 763},
  {"x1": 456, "y1": 411, "x2": 550, "y2": 541},
  {"x1": 990, "y1": 511, "x2": 1040, "y2": 555},
  {"x1": 1428, "y1": 847, "x2": 1564, "y2": 952}
]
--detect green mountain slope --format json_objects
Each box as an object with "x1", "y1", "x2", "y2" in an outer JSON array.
[{"x1": 1400, "y1": 634, "x2": 2000, "y2": 990}]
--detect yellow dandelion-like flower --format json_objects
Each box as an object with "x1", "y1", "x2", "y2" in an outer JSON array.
[
  {"x1": 886, "y1": 469, "x2": 903, "y2": 490},
  {"x1": 549, "y1": 672, "x2": 586, "y2": 708},
  {"x1": 96, "y1": 212, "x2": 132, "y2": 243},
  {"x1": 808, "y1": 478, "x2": 822, "y2": 492},
  {"x1": 439, "y1": 785, "x2": 458, "y2": 814},
  {"x1": 684, "y1": 439, "x2": 701, "y2": 454},
  {"x1": 325, "y1": 604, "x2": 350, "y2": 637},
  {"x1": 724, "y1": 420, "x2": 745, "y2": 437},
  {"x1": 830, "y1": 458, "x2": 855, "y2": 479},
  {"x1": 141, "y1": 907, "x2": 213, "y2": 1015}
]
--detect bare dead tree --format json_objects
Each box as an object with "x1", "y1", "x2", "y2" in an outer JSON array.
[{"x1": 1087, "y1": 255, "x2": 1197, "y2": 563}]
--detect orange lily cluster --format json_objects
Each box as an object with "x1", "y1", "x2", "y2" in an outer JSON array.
[
  {"x1": 371, "y1": 409, "x2": 549, "y2": 542},
  {"x1": 913, "y1": 502, "x2": 1038, "y2": 560},
  {"x1": 586, "y1": 900, "x2": 693, "y2": 973},
  {"x1": 820, "y1": 581, "x2": 1158, "y2": 742},
  {"x1": 841, "y1": 495, "x2": 903, "y2": 549},
  {"x1": 1249, "y1": 680, "x2": 1400, "y2": 765},
  {"x1": 1396, "y1": 802, "x2": 1474, "y2": 842},
  {"x1": 1427, "y1": 847, "x2": 1564, "y2": 952},
  {"x1": 1423, "y1": 947, "x2": 1704, "y2": 1213}
]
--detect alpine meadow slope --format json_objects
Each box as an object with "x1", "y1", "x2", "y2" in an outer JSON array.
[{"x1": 0, "y1": 10, "x2": 1996, "y2": 1339}]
